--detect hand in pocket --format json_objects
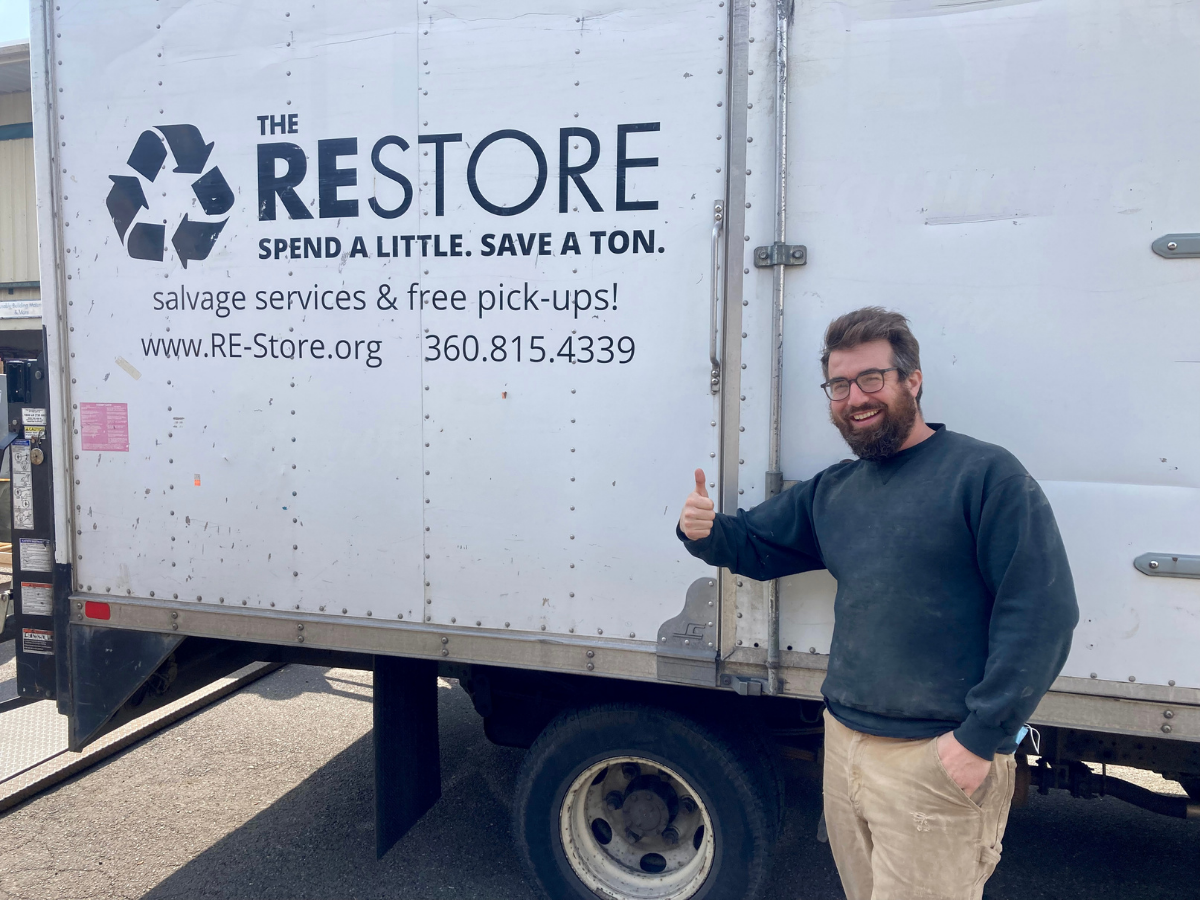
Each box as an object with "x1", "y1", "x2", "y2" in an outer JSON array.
[{"x1": 936, "y1": 732, "x2": 991, "y2": 797}]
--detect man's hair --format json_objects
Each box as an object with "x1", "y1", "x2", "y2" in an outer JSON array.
[{"x1": 820, "y1": 307, "x2": 923, "y2": 402}]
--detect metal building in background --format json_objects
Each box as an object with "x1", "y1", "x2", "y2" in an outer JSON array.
[{"x1": 0, "y1": 39, "x2": 41, "y2": 332}]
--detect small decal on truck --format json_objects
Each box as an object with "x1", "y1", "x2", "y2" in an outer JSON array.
[
  {"x1": 79, "y1": 403, "x2": 130, "y2": 452},
  {"x1": 22, "y1": 628, "x2": 53, "y2": 655},
  {"x1": 12, "y1": 440, "x2": 33, "y2": 530},
  {"x1": 19, "y1": 538, "x2": 53, "y2": 572},
  {"x1": 21, "y1": 583, "x2": 53, "y2": 616}
]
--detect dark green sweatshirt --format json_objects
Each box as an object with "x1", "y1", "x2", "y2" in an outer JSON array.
[{"x1": 679, "y1": 425, "x2": 1078, "y2": 759}]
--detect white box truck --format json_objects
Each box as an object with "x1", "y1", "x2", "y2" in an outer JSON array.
[{"x1": 13, "y1": 0, "x2": 1200, "y2": 897}]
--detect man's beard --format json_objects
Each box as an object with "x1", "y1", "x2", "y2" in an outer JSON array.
[{"x1": 830, "y1": 390, "x2": 919, "y2": 461}]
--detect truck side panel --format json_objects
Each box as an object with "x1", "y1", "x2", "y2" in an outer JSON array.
[{"x1": 35, "y1": 0, "x2": 732, "y2": 681}]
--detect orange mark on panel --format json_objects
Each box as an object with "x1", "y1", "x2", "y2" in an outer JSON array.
[
  {"x1": 194, "y1": 474, "x2": 201, "y2": 486},
  {"x1": 502, "y1": 391, "x2": 507, "y2": 399}
]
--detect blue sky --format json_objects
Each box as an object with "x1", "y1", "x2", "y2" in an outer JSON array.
[{"x1": 0, "y1": 4, "x2": 30, "y2": 44}]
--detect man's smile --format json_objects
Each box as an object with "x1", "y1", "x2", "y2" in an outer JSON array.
[{"x1": 848, "y1": 406, "x2": 884, "y2": 425}]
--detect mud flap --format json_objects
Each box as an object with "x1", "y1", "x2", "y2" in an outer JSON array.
[
  {"x1": 374, "y1": 655, "x2": 441, "y2": 859},
  {"x1": 656, "y1": 576, "x2": 719, "y2": 686},
  {"x1": 67, "y1": 625, "x2": 183, "y2": 750},
  {"x1": 67, "y1": 627, "x2": 259, "y2": 751}
]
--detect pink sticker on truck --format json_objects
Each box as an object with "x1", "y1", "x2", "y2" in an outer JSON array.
[{"x1": 79, "y1": 402, "x2": 129, "y2": 452}]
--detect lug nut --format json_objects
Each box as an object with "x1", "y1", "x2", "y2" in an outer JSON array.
[
  {"x1": 624, "y1": 827, "x2": 642, "y2": 844},
  {"x1": 622, "y1": 763, "x2": 640, "y2": 779},
  {"x1": 662, "y1": 826, "x2": 680, "y2": 845},
  {"x1": 681, "y1": 796, "x2": 697, "y2": 814},
  {"x1": 605, "y1": 791, "x2": 624, "y2": 811}
]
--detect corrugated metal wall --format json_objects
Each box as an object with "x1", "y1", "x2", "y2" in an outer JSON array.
[{"x1": 0, "y1": 91, "x2": 37, "y2": 289}]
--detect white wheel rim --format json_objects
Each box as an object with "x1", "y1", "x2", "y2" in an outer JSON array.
[{"x1": 559, "y1": 755, "x2": 716, "y2": 900}]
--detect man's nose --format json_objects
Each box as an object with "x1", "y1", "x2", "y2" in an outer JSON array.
[{"x1": 846, "y1": 381, "x2": 871, "y2": 405}]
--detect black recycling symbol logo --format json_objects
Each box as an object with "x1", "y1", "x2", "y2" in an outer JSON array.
[{"x1": 105, "y1": 124, "x2": 233, "y2": 268}]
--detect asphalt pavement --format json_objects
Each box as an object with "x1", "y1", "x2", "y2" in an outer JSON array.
[{"x1": 0, "y1": 664, "x2": 1195, "y2": 900}]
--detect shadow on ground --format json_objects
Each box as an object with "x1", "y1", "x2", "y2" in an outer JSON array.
[{"x1": 140, "y1": 684, "x2": 530, "y2": 900}]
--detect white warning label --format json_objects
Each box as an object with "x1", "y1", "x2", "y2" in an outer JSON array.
[
  {"x1": 21, "y1": 582, "x2": 53, "y2": 616},
  {"x1": 11, "y1": 439, "x2": 33, "y2": 530},
  {"x1": 12, "y1": 440, "x2": 31, "y2": 473},
  {"x1": 19, "y1": 538, "x2": 52, "y2": 572},
  {"x1": 21, "y1": 407, "x2": 47, "y2": 426},
  {"x1": 22, "y1": 628, "x2": 53, "y2": 655}
]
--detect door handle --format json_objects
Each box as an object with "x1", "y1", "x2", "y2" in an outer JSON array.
[
  {"x1": 1134, "y1": 553, "x2": 1200, "y2": 579},
  {"x1": 710, "y1": 201, "x2": 724, "y2": 394},
  {"x1": 1152, "y1": 234, "x2": 1200, "y2": 258}
]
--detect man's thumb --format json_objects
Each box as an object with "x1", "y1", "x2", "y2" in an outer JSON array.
[{"x1": 694, "y1": 468, "x2": 709, "y2": 498}]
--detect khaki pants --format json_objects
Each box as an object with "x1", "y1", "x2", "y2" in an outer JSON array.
[{"x1": 822, "y1": 710, "x2": 1015, "y2": 900}]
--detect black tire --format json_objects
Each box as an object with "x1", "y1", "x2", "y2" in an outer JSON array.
[{"x1": 512, "y1": 702, "x2": 776, "y2": 900}]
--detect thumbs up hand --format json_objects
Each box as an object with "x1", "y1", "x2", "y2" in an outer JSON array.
[{"x1": 679, "y1": 468, "x2": 717, "y2": 540}]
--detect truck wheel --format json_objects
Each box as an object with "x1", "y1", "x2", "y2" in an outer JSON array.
[{"x1": 512, "y1": 703, "x2": 775, "y2": 900}]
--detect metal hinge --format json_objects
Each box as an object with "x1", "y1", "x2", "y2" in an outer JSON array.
[
  {"x1": 765, "y1": 471, "x2": 783, "y2": 498},
  {"x1": 753, "y1": 242, "x2": 807, "y2": 268},
  {"x1": 709, "y1": 202, "x2": 724, "y2": 394},
  {"x1": 1134, "y1": 553, "x2": 1200, "y2": 579},
  {"x1": 721, "y1": 675, "x2": 768, "y2": 697}
]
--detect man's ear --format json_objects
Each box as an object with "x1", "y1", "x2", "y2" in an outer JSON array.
[{"x1": 905, "y1": 369, "x2": 923, "y2": 398}]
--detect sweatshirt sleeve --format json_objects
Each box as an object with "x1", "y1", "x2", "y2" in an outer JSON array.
[
  {"x1": 677, "y1": 474, "x2": 826, "y2": 581},
  {"x1": 954, "y1": 474, "x2": 1079, "y2": 760}
]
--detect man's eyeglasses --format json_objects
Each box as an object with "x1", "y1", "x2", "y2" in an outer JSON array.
[{"x1": 820, "y1": 367, "x2": 899, "y2": 401}]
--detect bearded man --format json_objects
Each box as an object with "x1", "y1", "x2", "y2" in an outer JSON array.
[{"x1": 677, "y1": 307, "x2": 1078, "y2": 900}]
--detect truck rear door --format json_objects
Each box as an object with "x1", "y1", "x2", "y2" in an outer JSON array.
[
  {"x1": 415, "y1": 2, "x2": 729, "y2": 640},
  {"x1": 736, "y1": 0, "x2": 1200, "y2": 694}
]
